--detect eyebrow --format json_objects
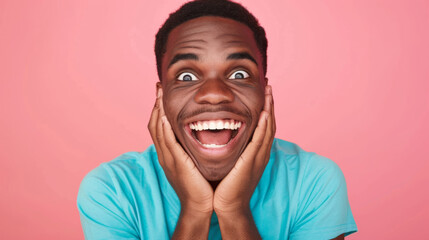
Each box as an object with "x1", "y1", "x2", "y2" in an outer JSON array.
[
  {"x1": 168, "y1": 53, "x2": 198, "y2": 69},
  {"x1": 167, "y1": 51, "x2": 258, "y2": 69},
  {"x1": 226, "y1": 52, "x2": 257, "y2": 65}
]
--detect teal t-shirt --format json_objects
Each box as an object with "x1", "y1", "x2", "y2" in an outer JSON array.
[{"x1": 77, "y1": 139, "x2": 357, "y2": 239}]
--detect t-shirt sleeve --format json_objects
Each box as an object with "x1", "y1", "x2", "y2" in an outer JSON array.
[
  {"x1": 77, "y1": 165, "x2": 139, "y2": 239},
  {"x1": 290, "y1": 154, "x2": 357, "y2": 240}
]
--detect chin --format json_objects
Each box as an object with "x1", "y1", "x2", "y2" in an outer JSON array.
[{"x1": 198, "y1": 163, "x2": 236, "y2": 182}]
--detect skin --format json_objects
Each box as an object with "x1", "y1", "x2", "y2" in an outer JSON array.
[
  {"x1": 160, "y1": 16, "x2": 267, "y2": 183},
  {"x1": 148, "y1": 16, "x2": 344, "y2": 240}
]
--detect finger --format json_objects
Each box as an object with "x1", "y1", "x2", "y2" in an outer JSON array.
[
  {"x1": 229, "y1": 111, "x2": 268, "y2": 187},
  {"x1": 268, "y1": 85, "x2": 276, "y2": 134},
  {"x1": 263, "y1": 85, "x2": 275, "y2": 139},
  {"x1": 242, "y1": 86, "x2": 275, "y2": 165},
  {"x1": 148, "y1": 88, "x2": 161, "y2": 142},
  {"x1": 263, "y1": 85, "x2": 271, "y2": 113},
  {"x1": 148, "y1": 88, "x2": 166, "y2": 165},
  {"x1": 264, "y1": 85, "x2": 275, "y2": 141},
  {"x1": 257, "y1": 86, "x2": 275, "y2": 162},
  {"x1": 157, "y1": 89, "x2": 191, "y2": 167},
  {"x1": 239, "y1": 85, "x2": 273, "y2": 161},
  {"x1": 264, "y1": 85, "x2": 273, "y2": 137},
  {"x1": 236, "y1": 109, "x2": 269, "y2": 170},
  {"x1": 156, "y1": 88, "x2": 176, "y2": 161},
  {"x1": 161, "y1": 115, "x2": 195, "y2": 171},
  {"x1": 155, "y1": 89, "x2": 173, "y2": 166}
]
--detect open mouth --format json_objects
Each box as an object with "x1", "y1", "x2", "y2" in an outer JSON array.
[{"x1": 189, "y1": 119, "x2": 242, "y2": 149}]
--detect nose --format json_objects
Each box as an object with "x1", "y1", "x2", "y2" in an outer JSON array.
[{"x1": 194, "y1": 78, "x2": 234, "y2": 104}]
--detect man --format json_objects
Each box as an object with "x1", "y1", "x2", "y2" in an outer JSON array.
[{"x1": 77, "y1": 0, "x2": 357, "y2": 239}]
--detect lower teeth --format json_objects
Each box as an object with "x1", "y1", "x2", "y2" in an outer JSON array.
[
  {"x1": 192, "y1": 129, "x2": 238, "y2": 148},
  {"x1": 195, "y1": 138, "x2": 228, "y2": 148},
  {"x1": 202, "y1": 143, "x2": 226, "y2": 148}
]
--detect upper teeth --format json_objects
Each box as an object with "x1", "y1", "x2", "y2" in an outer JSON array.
[{"x1": 189, "y1": 120, "x2": 242, "y2": 131}]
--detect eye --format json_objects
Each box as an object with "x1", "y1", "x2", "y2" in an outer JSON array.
[
  {"x1": 177, "y1": 72, "x2": 198, "y2": 81},
  {"x1": 228, "y1": 70, "x2": 250, "y2": 79}
]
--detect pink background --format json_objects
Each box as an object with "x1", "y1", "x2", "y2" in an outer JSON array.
[{"x1": 1, "y1": 0, "x2": 428, "y2": 239}]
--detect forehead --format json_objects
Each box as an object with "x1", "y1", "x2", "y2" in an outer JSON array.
[{"x1": 164, "y1": 16, "x2": 260, "y2": 61}]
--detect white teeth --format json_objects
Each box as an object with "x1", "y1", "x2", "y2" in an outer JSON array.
[
  {"x1": 202, "y1": 143, "x2": 227, "y2": 148},
  {"x1": 216, "y1": 120, "x2": 223, "y2": 129},
  {"x1": 189, "y1": 119, "x2": 242, "y2": 131}
]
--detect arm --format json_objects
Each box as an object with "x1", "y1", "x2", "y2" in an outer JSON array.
[
  {"x1": 172, "y1": 210, "x2": 212, "y2": 239},
  {"x1": 216, "y1": 208, "x2": 261, "y2": 240},
  {"x1": 214, "y1": 85, "x2": 276, "y2": 239}
]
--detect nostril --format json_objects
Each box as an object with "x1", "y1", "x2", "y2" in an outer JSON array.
[{"x1": 194, "y1": 79, "x2": 234, "y2": 104}]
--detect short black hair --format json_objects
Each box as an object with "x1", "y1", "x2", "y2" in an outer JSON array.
[{"x1": 155, "y1": 0, "x2": 268, "y2": 80}]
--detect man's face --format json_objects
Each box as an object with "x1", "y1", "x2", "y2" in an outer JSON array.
[{"x1": 160, "y1": 16, "x2": 266, "y2": 181}]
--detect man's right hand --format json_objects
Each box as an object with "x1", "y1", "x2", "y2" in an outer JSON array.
[{"x1": 148, "y1": 87, "x2": 213, "y2": 238}]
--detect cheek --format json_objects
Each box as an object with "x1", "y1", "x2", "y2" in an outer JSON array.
[
  {"x1": 235, "y1": 87, "x2": 265, "y2": 130},
  {"x1": 162, "y1": 95, "x2": 178, "y2": 124},
  {"x1": 243, "y1": 88, "x2": 265, "y2": 112},
  {"x1": 251, "y1": 94, "x2": 265, "y2": 120},
  {"x1": 162, "y1": 89, "x2": 193, "y2": 125},
  {"x1": 251, "y1": 90, "x2": 266, "y2": 124}
]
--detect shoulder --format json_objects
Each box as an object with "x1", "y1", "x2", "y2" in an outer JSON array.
[
  {"x1": 77, "y1": 146, "x2": 160, "y2": 204},
  {"x1": 270, "y1": 139, "x2": 357, "y2": 238},
  {"x1": 271, "y1": 138, "x2": 344, "y2": 183},
  {"x1": 269, "y1": 138, "x2": 348, "y2": 212},
  {"x1": 76, "y1": 146, "x2": 178, "y2": 238},
  {"x1": 85, "y1": 145, "x2": 158, "y2": 178},
  {"x1": 80, "y1": 151, "x2": 144, "y2": 185},
  {"x1": 262, "y1": 139, "x2": 347, "y2": 209},
  {"x1": 76, "y1": 147, "x2": 162, "y2": 238}
]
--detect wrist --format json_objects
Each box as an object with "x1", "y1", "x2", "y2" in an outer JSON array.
[
  {"x1": 181, "y1": 205, "x2": 213, "y2": 220},
  {"x1": 172, "y1": 207, "x2": 212, "y2": 240},
  {"x1": 215, "y1": 204, "x2": 252, "y2": 222},
  {"x1": 216, "y1": 206, "x2": 261, "y2": 240},
  {"x1": 181, "y1": 199, "x2": 213, "y2": 216},
  {"x1": 214, "y1": 199, "x2": 250, "y2": 216}
]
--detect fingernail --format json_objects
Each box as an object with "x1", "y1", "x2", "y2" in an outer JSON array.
[
  {"x1": 267, "y1": 85, "x2": 272, "y2": 94},
  {"x1": 157, "y1": 89, "x2": 161, "y2": 98},
  {"x1": 161, "y1": 116, "x2": 167, "y2": 124},
  {"x1": 265, "y1": 113, "x2": 269, "y2": 120}
]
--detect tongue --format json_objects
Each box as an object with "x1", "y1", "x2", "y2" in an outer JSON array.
[{"x1": 196, "y1": 129, "x2": 232, "y2": 145}]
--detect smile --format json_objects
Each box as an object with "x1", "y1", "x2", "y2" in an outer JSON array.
[{"x1": 189, "y1": 119, "x2": 243, "y2": 149}]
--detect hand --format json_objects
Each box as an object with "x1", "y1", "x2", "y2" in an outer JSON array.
[
  {"x1": 148, "y1": 87, "x2": 213, "y2": 216},
  {"x1": 213, "y1": 85, "x2": 276, "y2": 215}
]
